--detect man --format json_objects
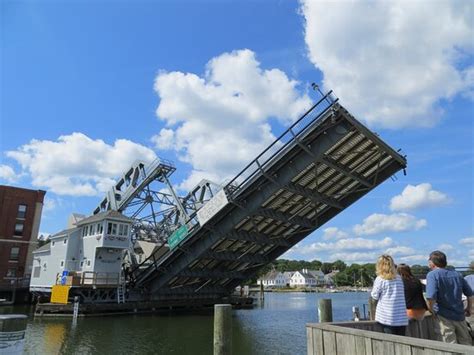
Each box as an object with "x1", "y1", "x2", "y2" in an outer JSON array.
[
  {"x1": 465, "y1": 262, "x2": 474, "y2": 292},
  {"x1": 426, "y1": 250, "x2": 473, "y2": 345}
]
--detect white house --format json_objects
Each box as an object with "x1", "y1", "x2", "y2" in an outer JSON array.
[
  {"x1": 30, "y1": 210, "x2": 133, "y2": 293},
  {"x1": 258, "y1": 271, "x2": 293, "y2": 288},
  {"x1": 290, "y1": 269, "x2": 325, "y2": 288}
]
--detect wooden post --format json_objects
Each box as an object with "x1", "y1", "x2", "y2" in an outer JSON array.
[
  {"x1": 260, "y1": 282, "x2": 264, "y2": 300},
  {"x1": 368, "y1": 297, "x2": 377, "y2": 320},
  {"x1": 214, "y1": 304, "x2": 232, "y2": 355},
  {"x1": 318, "y1": 298, "x2": 333, "y2": 323}
]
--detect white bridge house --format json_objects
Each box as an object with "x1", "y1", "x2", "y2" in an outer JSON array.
[{"x1": 30, "y1": 211, "x2": 133, "y2": 293}]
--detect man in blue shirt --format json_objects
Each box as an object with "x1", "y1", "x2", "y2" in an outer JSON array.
[{"x1": 426, "y1": 250, "x2": 473, "y2": 345}]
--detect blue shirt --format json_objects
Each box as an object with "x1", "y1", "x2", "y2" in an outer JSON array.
[{"x1": 426, "y1": 268, "x2": 473, "y2": 321}]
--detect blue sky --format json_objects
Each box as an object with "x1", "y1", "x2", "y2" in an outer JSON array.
[{"x1": 1, "y1": 0, "x2": 473, "y2": 266}]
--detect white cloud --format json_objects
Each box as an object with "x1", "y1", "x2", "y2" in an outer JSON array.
[
  {"x1": 328, "y1": 252, "x2": 379, "y2": 264},
  {"x1": 353, "y1": 213, "x2": 427, "y2": 236},
  {"x1": 398, "y1": 255, "x2": 428, "y2": 264},
  {"x1": 322, "y1": 227, "x2": 349, "y2": 240},
  {"x1": 0, "y1": 164, "x2": 18, "y2": 183},
  {"x1": 300, "y1": 0, "x2": 474, "y2": 128},
  {"x1": 385, "y1": 246, "x2": 415, "y2": 256},
  {"x1": 7, "y1": 133, "x2": 156, "y2": 196},
  {"x1": 153, "y1": 49, "x2": 311, "y2": 187},
  {"x1": 42, "y1": 197, "x2": 57, "y2": 212},
  {"x1": 390, "y1": 183, "x2": 451, "y2": 211},
  {"x1": 437, "y1": 243, "x2": 454, "y2": 251},
  {"x1": 460, "y1": 237, "x2": 474, "y2": 246},
  {"x1": 301, "y1": 237, "x2": 393, "y2": 254}
]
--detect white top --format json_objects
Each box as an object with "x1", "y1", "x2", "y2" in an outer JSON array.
[{"x1": 371, "y1": 275, "x2": 408, "y2": 326}]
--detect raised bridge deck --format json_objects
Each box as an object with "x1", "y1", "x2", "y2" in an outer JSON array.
[{"x1": 127, "y1": 92, "x2": 407, "y2": 302}]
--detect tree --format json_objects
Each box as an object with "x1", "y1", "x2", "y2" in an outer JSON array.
[
  {"x1": 332, "y1": 260, "x2": 347, "y2": 272},
  {"x1": 321, "y1": 262, "x2": 332, "y2": 274}
]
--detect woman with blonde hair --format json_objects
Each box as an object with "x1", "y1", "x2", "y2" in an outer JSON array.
[{"x1": 371, "y1": 254, "x2": 408, "y2": 335}]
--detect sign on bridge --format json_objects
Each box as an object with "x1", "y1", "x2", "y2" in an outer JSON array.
[{"x1": 168, "y1": 225, "x2": 189, "y2": 250}]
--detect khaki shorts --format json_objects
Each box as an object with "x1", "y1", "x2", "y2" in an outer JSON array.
[{"x1": 434, "y1": 314, "x2": 472, "y2": 345}]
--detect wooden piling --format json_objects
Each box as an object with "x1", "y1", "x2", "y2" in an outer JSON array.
[
  {"x1": 318, "y1": 299, "x2": 333, "y2": 323},
  {"x1": 214, "y1": 304, "x2": 232, "y2": 355},
  {"x1": 368, "y1": 297, "x2": 377, "y2": 321}
]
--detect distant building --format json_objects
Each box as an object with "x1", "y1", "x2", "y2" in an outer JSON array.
[
  {"x1": 258, "y1": 270, "x2": 293, "y2": 288},
  {"x1": 290, "y1": 269, "x2": 325, "y2": 287},
  {"x1": 0, "y1": 185, "x2": 46, "y2": 303},
  {"x1": 324, "y1": 270, "x2": 340, "y2": 286},
  {"x1": 30, "y1": 210, "x2": 133, "y2": 293}
]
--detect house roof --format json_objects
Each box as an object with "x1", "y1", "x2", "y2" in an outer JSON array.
[
  {"x1": 299, "y1": 272, "x2": 316, "y2": 280},
  {"x1": 75, "y1": 210, "x2": 134, "y2": 226},
  {"x1": 33, "y1": 243, "x2": 51, "y2": 254},
  {"x1": 49, "y1": 227, "x2": 79, "y2": 239},
  {"x1": 261, "y1": 270, "x2": 280, "y2": 281}
]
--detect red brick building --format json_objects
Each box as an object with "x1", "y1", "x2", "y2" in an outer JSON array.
[{"x1": 0, "y1": 185, "x2": 46, "y2": 286}]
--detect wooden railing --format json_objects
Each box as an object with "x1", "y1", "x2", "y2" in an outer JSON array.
[
  {"x1": 55, "y1": 272, "x2": 120, "y2": 287},
  {"x1": 307, "y1": 317, "x2": 473, "y2": 355}
]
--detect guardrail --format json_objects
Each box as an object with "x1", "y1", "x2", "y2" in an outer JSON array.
[
  {"x1": 307, "y1": 317, "x2": 473, "y2": 355},
  {"x1": 224, "y1": 90, "x2": 338, "y2": 197},
  {"x1": 55, "y1": 272, "x2": 121, "y2": 287}
]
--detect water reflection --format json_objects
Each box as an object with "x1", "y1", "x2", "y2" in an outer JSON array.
[{"x1": 6, "y1": 292, "x2": 370, "y2": 355}]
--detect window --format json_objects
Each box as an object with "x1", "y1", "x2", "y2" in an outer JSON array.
[
  {"x1": 107, "y1": 223, "x2": 117, "y2": 235},
  {"x1": 63, "y1": 238, "x2": 67, "y2": 244},
  {"x1": 80, "y1": 261, "x2": 84, "y2": 267},
  {"x1": 52, "y1": 241, "x2": 55, "y2": 246},
  {"x1": 60, "y1": 260, "x2": 65, "y2": 267},
  {"x1": 119, "y1": 224, "x2": 124, "y2": 236},
  {"x1": 17, "y1": 204, "x2": 27, "y2": 219},
  {"x1": 87, "y1": 260, "x2": 91, "y2": 266},
  {"x1": 98, "y1": 223, "x2": 103, "y2": 234},
  {"x1": 6, "y1": 268, "x2": 16, "y2": 277},
  {"x1": 9, "y1": 247, "x2": 20, "y2": 261},
  {"x1": 123, "y1": 225, "x2": 128, "y2": 236},
  {"x1": 90, "y1": 224, "x2": 95, "y2": 235},
  {"x1": 14, "y1": 223, "x2": 24, "y2": 236},
  {"x1": 33, "y1": 266, "x2": 41, "y2": 278}
]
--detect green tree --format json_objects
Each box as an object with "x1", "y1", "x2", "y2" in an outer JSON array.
[{"x1": 332, "y1": 260, "x2": 347, "y2": 272}]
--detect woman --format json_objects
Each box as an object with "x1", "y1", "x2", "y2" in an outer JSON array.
[
  {"x1": 371, "y1": 254, "x2": 408, "y2": 335},
  {"x1": 397, "y1": 263, "x2": 428, "y2": 321}
]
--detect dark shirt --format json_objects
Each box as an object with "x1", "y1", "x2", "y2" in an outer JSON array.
[
  {"x1": 426, "y1": 268, "x2": 473, "y2": 321},
  {"x1": 402, "y1": 277, "x2": 427, "y2": 310}
]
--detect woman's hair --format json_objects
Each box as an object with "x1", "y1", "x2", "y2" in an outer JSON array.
[
  {"x1": 376, "y1": 254, "x2": 397, "y2": 280},
  {"x1": 397, "y1": 263, "x2": 414, "y2": 280}
]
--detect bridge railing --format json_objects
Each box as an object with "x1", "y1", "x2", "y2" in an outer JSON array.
[{"x1": 224, "y1": 90, "x2": 338, "y2": 197}]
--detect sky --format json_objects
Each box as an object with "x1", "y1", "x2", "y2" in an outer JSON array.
[{"x1": 1, "y1": 0, "x2": 473, "y2": 266}]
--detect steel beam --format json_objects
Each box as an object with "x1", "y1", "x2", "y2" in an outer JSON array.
[
  {"x1": 201, "y1": 251, "x2": 269, "y2": 264},
  {"x1": 178, "y1": 269, "x2": 246, "y2": 280},
  {"x1": 254, "y1": 208, "x2": 316, "y2": 229},
  {"x1": 320, "y1": 156, "x2": 372, "y2": 188},
  {"x1": 284, "y1": 182, "x2": 343, "y2": 209},
  {"x1": 225, "y1": 230, "x2": 290, "y2": 247}
]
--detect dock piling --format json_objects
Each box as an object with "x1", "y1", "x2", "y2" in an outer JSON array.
[
  {"x1": 213, "y1": 304, "x2": 232, "y2": 355},
  {"x1": 368, "y1": 297, "x2": 377, "y2": 320},
  {"x1": 318, "y1": 299, "x2": 333, "y2": 323}
]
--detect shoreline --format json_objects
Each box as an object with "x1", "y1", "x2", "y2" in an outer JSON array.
[{"x1": 250, "y1": 286, "x2": 371, "y2": 293}]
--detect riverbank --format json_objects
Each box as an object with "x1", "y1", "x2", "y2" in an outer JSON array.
[{"x1": 250, "y1": 286, "x2": 371, "y2": 293}]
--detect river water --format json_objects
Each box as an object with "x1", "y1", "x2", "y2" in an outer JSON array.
[{"x1": 3, "y1": 291, "x2": 370, "y2": 355}]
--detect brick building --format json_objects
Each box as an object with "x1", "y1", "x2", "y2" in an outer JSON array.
[{"x1": 0, "y1": 185, "x2": 46, "y2": 289}]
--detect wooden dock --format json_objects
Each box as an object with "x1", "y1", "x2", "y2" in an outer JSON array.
[
  {"x1": 35, "y1": 295, "x2": 253, "y2": 317},
  {"x1": 307, "y1": 316, "x2": 474, "y2": 354}
]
